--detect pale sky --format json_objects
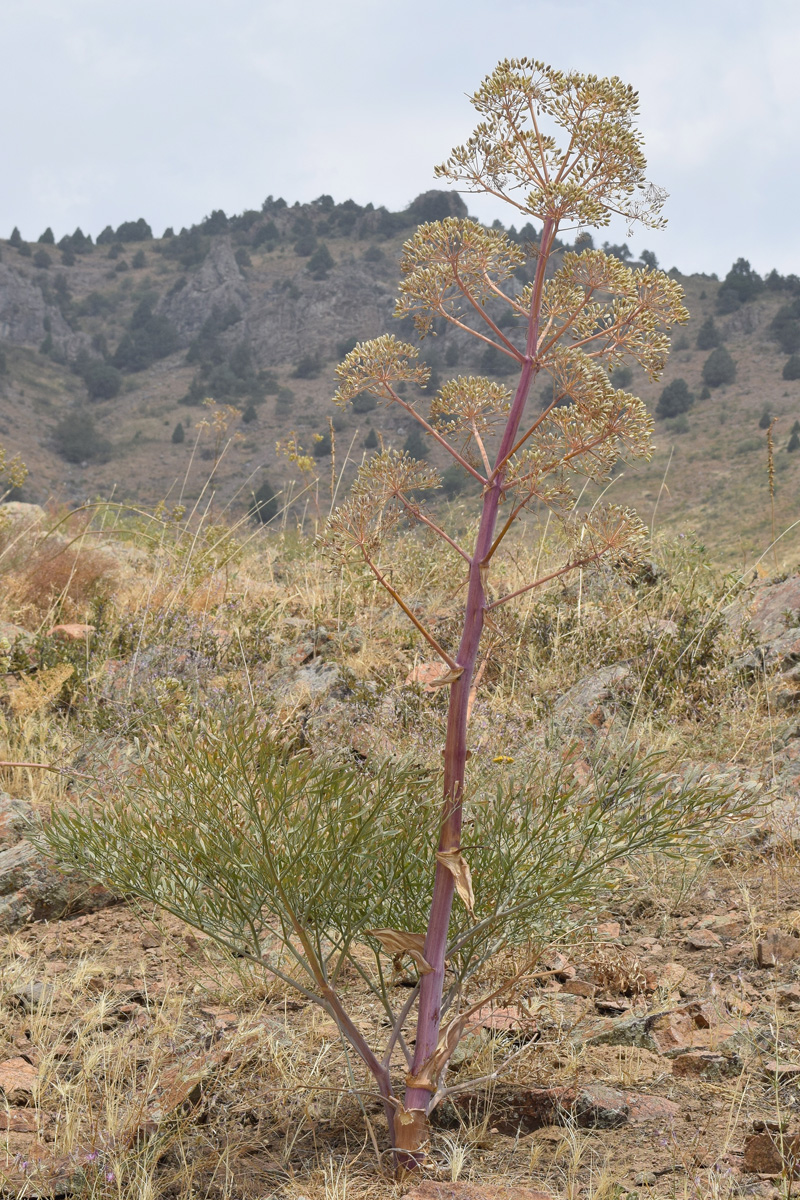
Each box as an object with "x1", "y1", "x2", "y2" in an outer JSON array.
[{"x1": 3, "y1": 0, "x2": 799, "y2": 277}]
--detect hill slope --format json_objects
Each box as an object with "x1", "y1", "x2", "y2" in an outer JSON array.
[{"x1": 1, "y1": 197, "x2": 799, "y2": 565}]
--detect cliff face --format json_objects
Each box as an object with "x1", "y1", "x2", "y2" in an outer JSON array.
[
  {"x1": 156, "y1": 239, "x2": 251, "y2": 342},
  {"x1": 0, "y1": 261, "x2": 81, "y2": 354}
]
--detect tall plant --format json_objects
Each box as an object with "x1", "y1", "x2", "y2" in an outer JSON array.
[
  {"x1": 324, "y1": 58, "x2": 684, "y2": 1157},
  {"x1": 38, "y1": 61, "x2": 752, "y2": 1181}
]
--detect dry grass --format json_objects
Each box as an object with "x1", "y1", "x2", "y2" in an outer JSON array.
[{"x1": 0, "y1": 499, "x2": 796, "y2": 1197}]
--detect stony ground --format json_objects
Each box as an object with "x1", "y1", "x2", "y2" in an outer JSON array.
[
  {"x1": 2, "y1": 505, "x2": 800, "y2": 1198},
  {"x1": 5, "y1": 835, "x2": 800, "y2": 1198}
]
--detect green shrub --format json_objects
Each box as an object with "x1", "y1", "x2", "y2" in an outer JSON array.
[
  {"x1": 293, "y1": 233, "x2": 317, "y2": 256},
  {"x1": 703, "y1": 346, "x2": 736, "y2": 388},
  {"x1": 313, "y1": 431, "x2": 332, "y2": 457},
  {"x1": 33, "y1": 249, "x2": 51, "y2": 270},
  {"x1": 82, "y1": 360, "x2": 122, "y2": 401},
  {"x1": 441, "y1": 463, "x2": 468, "y2": 497},
  {"x1": 656, "y1": 378, "x2": 693, "y2": 418},
  {"x1": 665, "y1": 413, "x2": 690, "y2": 434},
  {"x1": 275, "y1": 386, "x2": 295, "y2": 411},
  {"x1": 200, "y1": 210, "x2": 228, "y2": 235},
  {"x1": 734, "y1": 437, "x2": 761, "y2": 456},
  {"x1": 293, "y1": 353, "x2": 321, "y2": 379},
  {"x1": 352, "y1": 393, "x2": 377, "y2": 414},
  {"x1": 171, "y1": 421, "x2": 185, "y2": 444},
  {"x1": 770, "y1": 301, "x2": 800, "y2": 355},
  {"x1": 78, "y1": 291, "x2": 112, "y2": 317},
  {"x1": 112, "y1": 299, "x2": 179, "y2": 372},
  {"x1": 37, "y1": 227, "x2": 55, "y2": 245},
  {"x1": 406, "y1": 189, "x2": 468, "y2": 222},
  {"x1": 131, "y1": 249, "x2": 146, "y2": 269},
  {"x1": 9, "y1": 227, "x2": 22, "y2": 247},
  {"x1": 362, "y1": 245, "x2": 384, "y2": 263},
  {"x1": 403, "y1": 424, "x2": 428, "y2": 458},
  {"x1": 787, "y1": 421, "x2": 800, "y2": 452},
  {"x1": 252, "y1": 221, "x2": 279, "y2": 249},
  {"x1": 481, "y1": 343, "x2": 516, "y2": 376},
  {"x1": 364, "y1": 428, "x2": 378, "y2": 449},
  {"x1": 777, "y1": 323, "x2": 800, "y2": 355},
  {"x1": 162, "y1": 228, "x2": 208, "y2": 267},
  {"x1": 609, "y1": 363, "x2": 632, "y2": 389},
  {"x1": 308, "y1": 243, "x2": 334, "y2": 279},
  {"x1": 716, "y1": 258, "x2": 762, "y2": 312},
  {"x1": 235, "y1": 247, "x2": 252, "y2": 269},
  {"x1": 241, "y1": 402, "x2": 257, "y2": 423},
  {"x1": 758, "y1": 407, "x2": 772, "y2": 429},
  {"x1": 113, "y1": 218, "x2": 152, "y2": 243},
  {"x1": 53, "y1": 410, "x2": 112, "y2": 462},
  {"x1": 695, "y1": 316, "x2": 720, "y2": 350},
  {"x1": 337, "y1": 336, "x2": 359, "y2": 358},
  {"x1": 249, "y1": 479, "x2": 278, "y2": 523},
  {"x1": 699, "y1": 385, "x2": 711, "y2": 400}
]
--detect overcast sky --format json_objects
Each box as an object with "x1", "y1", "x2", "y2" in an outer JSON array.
[{"x1": 3, "y1": 0, "x2": 798, "y2": 277}]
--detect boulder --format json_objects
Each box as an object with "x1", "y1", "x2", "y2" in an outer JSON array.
[
  {"x1": 0, "y1": 502, "x2": 47, "y2": 531},
  {"x1": 757, "y1": 928, "x2": 800, "y2": 968},
  {"x1": 553, "y1": 664, "x2": 633, "y2": 732},
  {"x1": 748, "y1": 575, "x2": 800, "y2": 643},
  {"x1": 0, "y1": 793, "x2": 117, "y2": 932}
]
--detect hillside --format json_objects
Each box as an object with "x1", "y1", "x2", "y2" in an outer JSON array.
[{"x1": 1, "y1": 196, "x2": 799, "y2": 565}]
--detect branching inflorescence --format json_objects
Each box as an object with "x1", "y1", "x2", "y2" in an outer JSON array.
[
  {"x1": 42, "y1": 59, "x2": 741, "y2": 1184},
  {"x1": 322, "y1": 57, "x2": 688, "y2": 1166}
]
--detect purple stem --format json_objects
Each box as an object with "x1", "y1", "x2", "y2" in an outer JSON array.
[{"x1": 401, "y1": 219, "x2": 556, "y2": 1134}]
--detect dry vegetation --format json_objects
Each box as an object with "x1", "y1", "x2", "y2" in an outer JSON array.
[{"x1": 1, "y1": 489, "x2": 799, "y2": 1197}]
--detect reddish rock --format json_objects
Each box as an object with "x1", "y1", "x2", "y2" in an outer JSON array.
[
  {"x1": 403, "y1": 1183, "x2": 552, "y2": 1199},
  {"x1": 776, "y1": 983, "x2": 800, "y2": 1006},
  {"x1": 671, "y1": 1051, "x2": 738, "y2": 1080},
  {"x1": 757, "y1": 928, "x2": 800, "y2": 968},
  {"x1": 0, "y1": 1056, "x2": 37, "y2": 1104},
  {"x1": 711, "y1": 912, "x2": 744, "y2": 937},
  {"x1": 626, "y1": 1093, "x2": 680, "y2": 1123},
  {"x1": 539, "y1": 950, "x2": 576, "y2": 981},
  {"x1": 647, "y1": 1011, "x2": 698, "y2": 1054},
  {"x1": 743, "y1": 1130, "x2": 800, "y2": 1176},
  {"x1": 573, "y1": 1083, "x2": 628, "y2": 1128},
  {"x1": 763, "y1": 1062, "x2": 800, "y2": 1081},
  {"x1": 657, "y1": 961, "x2": 704, "y2": 996},
  {"x1": 47, "y1": 623, "x2": 95, "y2": 640},
  {"x1": 0, "y1": 1147, "x2": 77, "y2": 1197},
  {"x1": 685, "y1": 928, "x2": 722, "y2": 950},
  {"x1": 0, "y1": 1108, "x2": 39, "y2": 1132},
  {"x1": 595, "y1": 920, "x2": 621, "y2": 939},
  {"x1": 587, "y1": 1008, "x2": 695, "y2": 1053},
  {"x1": 560, "y1": 979, "x2": 596, "y2": 999}
]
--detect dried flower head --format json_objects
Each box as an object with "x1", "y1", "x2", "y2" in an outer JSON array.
[
  {"x1": 435, "y1": 59, "x2": 668, "y2": 231},
  {"x1": 333, "y1": 334, "x2": 430, "y2": 407}
]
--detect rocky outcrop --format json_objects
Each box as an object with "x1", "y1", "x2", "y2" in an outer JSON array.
[
  {"x1": 245, "y1": 260, "x2": 396, "y2": 367},
  {"x1": 156, "y1": 237, "x2": 251, "y2": 341},
  {"x1": 0, "y1": 261, "x2": 83, "y2": 355}
]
